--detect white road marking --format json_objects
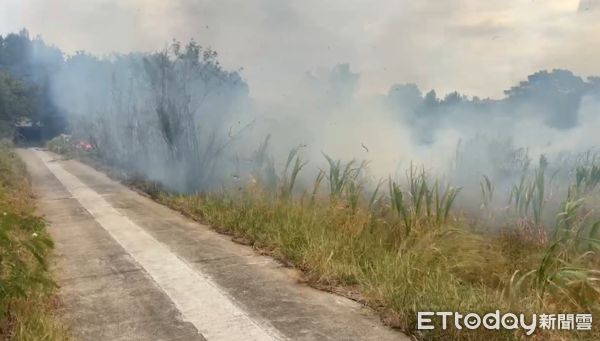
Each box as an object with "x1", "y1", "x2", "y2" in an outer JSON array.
[{"x1": 34, "y1": 150, "x2": 284, "y2": 341}]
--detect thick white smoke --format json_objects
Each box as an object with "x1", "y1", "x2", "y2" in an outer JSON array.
[{"x1": 1, "y1": 0, "x2": 599, "y2": 193}]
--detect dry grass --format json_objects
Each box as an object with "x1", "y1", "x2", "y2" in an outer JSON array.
[
  {"x1": 0, "y1": 141, "x2": 71, "y2": 341},
  {"x1": 48, "y1": 135, "x2": 600, "y2": 341},
  {"x1": 155, "y1": 189, "x2": 597, "y2": 341}
]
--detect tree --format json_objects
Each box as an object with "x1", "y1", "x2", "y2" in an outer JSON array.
[
  {"x1": 0, "y1": 29, "x2": 32, "y2": 78},
  {"x1": 504, "y1": 69, "x2": 588, "y2": 129},
  {"x1": 0, "y1": 72, "x2": 38, "y2": 136},
  {"x1": 441, "y1": 91, "x2": 467, "y2": 106},
  {"x1": 0, "y1": 29, "x2": 67, "y2": 139},
  {"x1": 387, "y1": 83, "x2": 422, "y2": 114},
  {"x1": 419, "y1": 89, "x2": 439, "y2": 115}
]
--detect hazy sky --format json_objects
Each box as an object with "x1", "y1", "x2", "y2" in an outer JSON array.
[{"x1": 1, "y1": 0, "x2": 598, "y2": 101}]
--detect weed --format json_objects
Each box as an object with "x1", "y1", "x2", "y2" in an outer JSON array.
[{"x1": 0, "y1": 142, "x2": 71, "y2": 341}]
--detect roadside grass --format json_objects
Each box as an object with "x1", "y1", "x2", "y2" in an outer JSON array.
[
  {"x1": 155, "y1": 188, "x2": 595, "y2": 341},
  {"x1": 48, "y1": 136, "x2": 600, "y2": 341},
  {"x1": 0, "y1": 141, "x2": 71, "y2": 341}
]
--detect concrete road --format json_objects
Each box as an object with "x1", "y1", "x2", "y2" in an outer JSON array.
[{"x1": 18, "y1": 148, "x2": 409, "y2": 341}]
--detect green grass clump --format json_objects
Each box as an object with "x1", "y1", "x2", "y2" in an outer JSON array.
[{"x1": 0, "y1": 141, "x2": 71, "y2": 341}]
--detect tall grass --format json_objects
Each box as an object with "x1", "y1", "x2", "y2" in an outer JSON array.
[{"x1": 50, "y1": 132, "x2": 600, "y2": 341}]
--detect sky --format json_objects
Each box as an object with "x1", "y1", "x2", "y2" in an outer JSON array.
[{"x1": 0, "y1": 0, "x2": 598, "y2": 101}]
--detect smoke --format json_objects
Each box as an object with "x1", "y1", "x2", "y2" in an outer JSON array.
[
  {"x1": 2, "y1": 0, "x2": 600, "y2": 194},
  {"x1": 578, "y1": 0, "x2": 600, "y2": 12},
  {"x1": 2, "y1": 0, "x2": 596, "y2": 98}
]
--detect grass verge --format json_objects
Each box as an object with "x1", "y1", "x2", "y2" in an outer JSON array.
[
  {"x1": 0, "y1": 142, "x2": 71, "y2": 341},
  {"x1": 48, "y1": 139, "x2": 599, "y2": 341}
]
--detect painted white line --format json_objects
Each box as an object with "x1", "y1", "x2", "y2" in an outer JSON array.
[{"x1": 34, "y1": 150, "x2": 284, "y2": 341}]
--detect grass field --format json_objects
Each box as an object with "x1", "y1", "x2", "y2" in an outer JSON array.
[
  {"x1": 0, "y1": 141, "x2": 71, "y2": 341},
  {"x1": 48, "y1": 134, "x2": 600, "y2": 341}
]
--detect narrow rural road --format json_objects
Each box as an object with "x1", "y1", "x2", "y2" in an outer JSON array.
[{"x1": 18, "y1": 148, "x2": 409, "y2": 341}]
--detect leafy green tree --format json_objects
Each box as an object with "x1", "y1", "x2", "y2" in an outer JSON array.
[{"x1": 0, "y1": 72, "x2": 38, "y2": 136}]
